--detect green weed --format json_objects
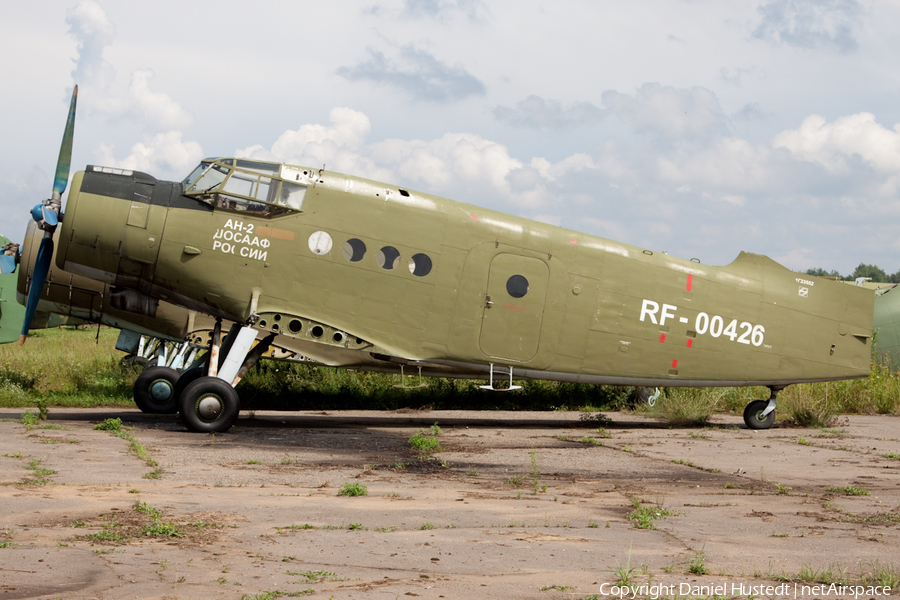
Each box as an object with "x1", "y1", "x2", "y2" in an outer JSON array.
[
  {"x1": 337, "y1": 482, "x2": 368, "y2": 497},
  {"x1": 689, "y1": 548, "x2": 709, "y2": 575},
  {"x1": 134, "y1": 501, "x2": 163, "y2": 520},
  {"x1": 827, "y1": 486, "x2": 870, "y2": 496},
  {"x1": 627, "y1": 499, "x2": 672, "y2": 529},
  {"x1": 530, "y1": 449, "x2": 542, "y2": 494},
  {"x1": 408, "y1": 430, "x2": 442, "y2": 454},
  {"x1": 144, "y1": 522, "x2": 182, "y2": 537},
  {"x1": 93, "y1": 418, "x2": 123, "y2": 431},
  {"x1": 540, "y1": 585, "x2": 573, "y2": 591}
]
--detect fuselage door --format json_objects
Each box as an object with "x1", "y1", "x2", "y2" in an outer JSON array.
[{"x1": 479, "y1": 253, "x2": 550, "y2": 362}]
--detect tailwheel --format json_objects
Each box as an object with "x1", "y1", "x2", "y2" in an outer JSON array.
[
  {"x1": 133, "y1": 366, "x2": 180, "y2": 414},
  {"x1": 178, "y1": 376, "x2": 240, "y2": 433},
  {"x1": 743, "y1": 399, "x2": 776, "y2": 430},
  {"x1": 637, "y1": 387, "x2": 661, "y2": 407}
]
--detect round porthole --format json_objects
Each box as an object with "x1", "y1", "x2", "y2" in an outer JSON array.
[
  {"x1": 308, "y1": 231, "x2": 333, "y2": 255},
  {"x1": 342, "y1": 238, "x2": 366, "y2": 262},
  {"x1": 377, "y1": 246, "x2": 401, "y2": 270},
  {"x1": 506, "y1": 275, "x2": 529, "y2": 298},
  {"x1": 408, "y1": 253, "x2": 433, "y2": 277}
]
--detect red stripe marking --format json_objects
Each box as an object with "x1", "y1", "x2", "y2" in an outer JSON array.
[
  {"x1": 471, "y1": 214, "x2": 479, "y2": 221},
  {"x1": 687, "y1": 339, "x2": 693, "y2": 348},
  {"x1": 686, "y1": 274, "x2": 693, "y2": 292},
  {"x1": 659, "y1": 333, "x2": 666, "y2": 343},
  {"x1": 503, "y1": 304, "x2": 526, "y2": 311},
  {"x1": 672, "y1": 359, "x2": 678, "y2": 369},
  {"x1": 570, "y1": 238, "x2": 577, "y2": 244}
]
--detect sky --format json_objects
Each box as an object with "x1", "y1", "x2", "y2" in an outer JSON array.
[{"x1": 2, "y1": 0, "x2": 900, "y2": 275}]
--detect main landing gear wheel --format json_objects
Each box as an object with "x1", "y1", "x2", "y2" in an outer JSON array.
[
  {"x1": 743, "y1": 399, "x2": 775, "y2": 430},
  {"x1": 178, "y1": 376, "x2": 240, "y2": 433},
  {"x1": 133, "y1": 366, "x2": 180, "y2": 414},
  {"x1": 173, "y1": 366, "x2": 205, "y2": 402}
]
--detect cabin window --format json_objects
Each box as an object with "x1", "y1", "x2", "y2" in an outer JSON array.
[
  {"x1": 408, "y1": 253, "x2": 433, "y2": 277},
  {"x1": 377, "y1": 246, "x2": 401, "y2": 270},
  {"x1": 279, "y1": 181, "x2": 306, "y2": 210},
  {"x1": 342, "y1": 239, "x2": 367, "y2": 262},
  {"x1": 506, "y1": 275, "x2": 529, "y2": 298}
]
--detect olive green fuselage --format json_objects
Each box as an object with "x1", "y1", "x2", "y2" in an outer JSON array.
[{"x1": 56, "y1": 162, "x2": 874, "y2": 387}]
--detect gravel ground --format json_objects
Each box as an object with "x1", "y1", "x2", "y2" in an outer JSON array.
[{"x1": 1, "y1": 408, "x2": 899, "y2": 599}]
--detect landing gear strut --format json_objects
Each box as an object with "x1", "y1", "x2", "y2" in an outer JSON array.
[
  {"x1": 743, "y1": 386, "x2": 782, "y2": 430},
  {"x1": 174, "y1": 319, "x2": 275, "y2": 433},
  {"x1": 129, "y1": 315, "x2": 275, "y2": 432}
]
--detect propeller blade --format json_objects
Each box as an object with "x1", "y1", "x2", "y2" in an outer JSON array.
[
  {"x1": 18, "y1": 235, "x2": 54, "y2": 345},
  {"x1": 0, "y1": 254, "x2": 16, "y2": 275},
  {"x1": 52, "y1": 85, "x2": 78, "y2": 199}
]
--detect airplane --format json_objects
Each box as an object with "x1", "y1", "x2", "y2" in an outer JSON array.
[{"x1": 10, "y1": 87, "x2": 876, "y2": 433}]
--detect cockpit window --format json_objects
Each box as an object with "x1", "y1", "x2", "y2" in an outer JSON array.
[
  {"x1": 236, "y1": 159, "x2": 279, "y2": 174},
  {"x1": 188, "y1": 163, "x2": 229, "y2": 193},
  {"x1": 183, "y1": 158, "x2": 305, "y2": 217},
  {"x1": 182, "y1": 161, "x2": 213, "y2": 188}
]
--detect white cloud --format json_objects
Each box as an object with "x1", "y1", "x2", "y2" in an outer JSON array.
[
  {"x1": 772, "y1": 112, "x2": 900, "y2": 173},
  {"x1": 372, "y1": 132, "x2": 532, "y2": 204},
  {"x1": 752, "y1": 0, "x2": 863, "y2": 53},
  {"x1": 657, "y1": 137, "x2": 778, "y2": 191},
  {"x1": 66, "y1": 0, "x2": 115, "y2": 90},
  {"x1": 127, "y1": 69, "x2": 192, "y2": 130},
  {"x1": 601, "y1": 83, "x2": 729, "y2": 142},
  {"x1": 65, "y1": 0, "x2": 192, "y2": 131},
  {"x1": 94, "y1": 132, "x2": 203, "y2": 179},
  {"x1": 237, "y1": 107, "x2": 391, "y2": 182}
]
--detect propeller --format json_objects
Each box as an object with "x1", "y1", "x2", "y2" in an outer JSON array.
[
  {"x1": 0, "y1": 243, "x2": 17, "y2": 275},
  {"x1": 19, "y1": 85, "x2": 77, "y2": 345}
]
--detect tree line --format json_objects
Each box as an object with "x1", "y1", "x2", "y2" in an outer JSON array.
[{"x1": 805, "y1": 263, "x2": 900, "y2": 283}]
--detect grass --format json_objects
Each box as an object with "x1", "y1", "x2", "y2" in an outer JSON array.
[
  {"x1": 627, "y1": 497, "x2": 672, "y2": 529},
  {"x1": 133, "y1": 501, "x2": 163, "y2": 520},
  {"x1": 673, "y1": 458, "x2": 721, "y2": 473},
  {"x1": 689, "y1": 548, "x2": 709, "y2": 575},
  {"x1": 91, "y1": 418, "x2": 160, "y2": 477},
  {"x1": 22, "y1": 459, "x2": 56, "y2": 485},
  {"x1": 5, "y1": 328, "x2": 900, "y2": 422},
  {"x1": 540, "y1": 585, "x2": 573, "y2": 591},
  {"x1": 529, "y1": 448, "x2": 543, "y2": 494},
  {"x1": 408, "y1": 423, "x2": 443, "y2": 455},
  {"x1": 337, "y1": 482, "x2": 368, "y2": 497},
  {"x1": 827, "y1": 486, "x2": 870, "y2": 496}
]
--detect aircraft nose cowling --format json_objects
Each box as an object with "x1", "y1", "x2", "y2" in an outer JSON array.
[{"x1": 56, "y1": 167, "x2": 168, "y2": 291}]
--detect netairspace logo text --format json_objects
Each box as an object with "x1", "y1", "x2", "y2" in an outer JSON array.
[{"x1": 598, "y1": 582, "x2": 892, "y2": 599}]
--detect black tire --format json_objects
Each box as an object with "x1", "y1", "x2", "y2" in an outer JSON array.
[
  {"x1": 133, "y1": 366, "x2": 180, "y2": 414},
  {"x1": 743, "y1": 400, "x2": 775, "y2": 430},
  {"x1": 178, "y1": 376, "x2": 240, "y2": 433},
  {"x1": 173, "y1": 366, "x2": 205, "y2": 402}
]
